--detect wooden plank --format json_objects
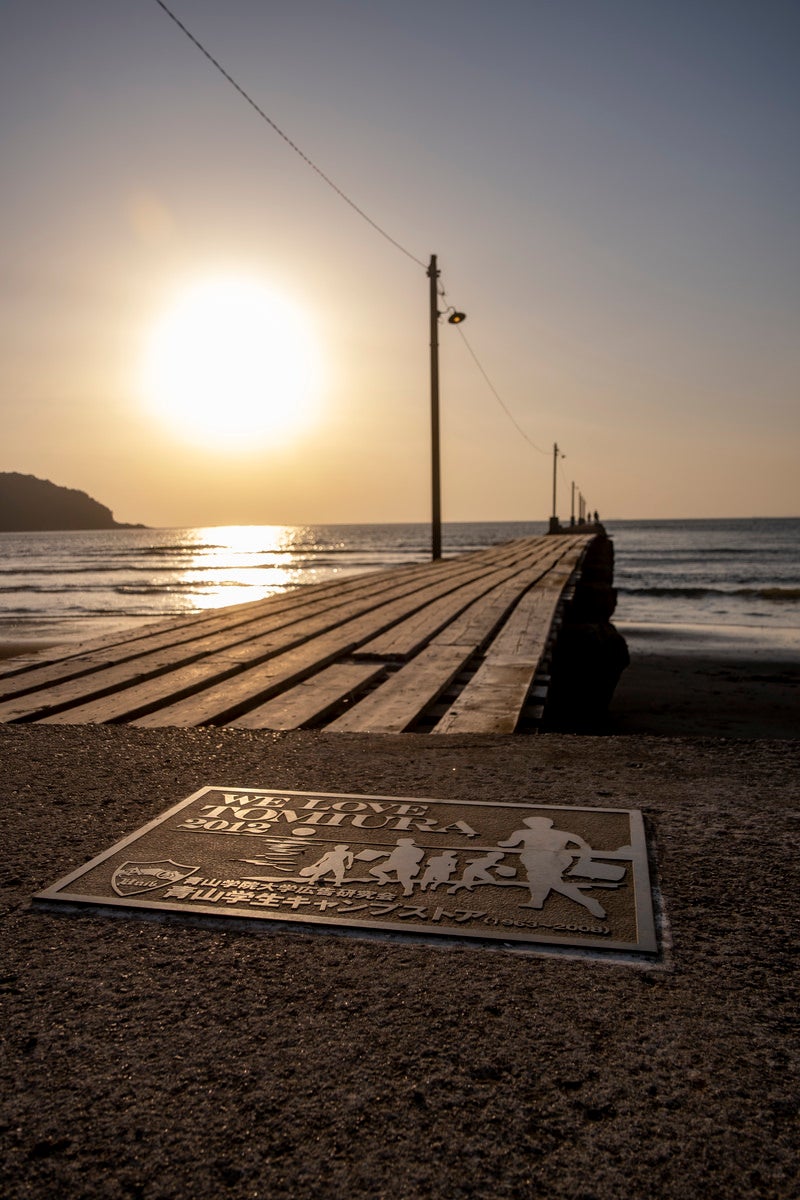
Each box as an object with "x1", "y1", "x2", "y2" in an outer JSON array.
[
  {"x1": 2, "y1": 559, "x2": 473, "y2": 722},
  {"x1": 0, "y1": 562, "x2": 428, "y2": 699},
  {"x1": 0, "y1": 540, "x2": 522, "y2": 688},
  {"x1": 353, "y1": 538, "x2": 560, "y2": 659},
  {"x1": 4, "y1": 534, "x2": 598, "y2": 733},
  {"x1": 434, "y1": 661, "x2": 537, "y2": 735},
  {"x1": 1, "y1": 592, "x2": 368, "y2": 722},
  {"x1": 1, "y1": 546, "x2": 513, "y2": 702},
  {"x1": 203, "y1": 544, "x2": 575, "y2": 729},
  {"x1": 0, "y1": 590, "x2": 321, "y2": 696},
  {"x1": 432, "y1": 548, "x2": 567, "y2": 649},
  {"x1": 433, "y1": 544, "x2": 588, "y2": 734},
  {"x1": 228, "y1": 661, "x2": 387, "y2": 730},
  {"x1": 486, "y1": 546, "x2": 585, "y2": 660},
  {"x1": 325, "y1": 573, "x2": 541, "y2": 734},
  {"x1": 0, "y1": 581, "x2": 330, "y2": 682},
  {"x1": 332, "y1": 540, "x2": 590, "y2": 736},
  {"x1": 58, "y1": 555, "x2": 520, "y2": 726},
  {"x1": 326, "y1": 645, "x2": 472, "y2": 734}
]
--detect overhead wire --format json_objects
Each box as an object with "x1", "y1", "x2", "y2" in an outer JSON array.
[
  {"x1": 152, "y1": 0, "x2": 427, "y2": 269},
  {"x1": 454, "y1": 327, "x2": 550, "y2": 457},
  {"x1": 153, "y1": 1, "x2": 571, "y2": 475}
]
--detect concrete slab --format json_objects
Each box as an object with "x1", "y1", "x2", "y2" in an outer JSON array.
[{"x1": 1, "y1": 725, "x2": 797, "y2": 1199}]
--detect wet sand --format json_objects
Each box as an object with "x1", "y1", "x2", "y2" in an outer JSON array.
[
  {"x1": 606, "y1": 623, "x2": 800, "y2": 738},
  {"x1": 608, "y1": 651, "x2": 800, "y2": 738},
  {"x1": 0, "y1": 639, "x2": 61, "y2": 662}
]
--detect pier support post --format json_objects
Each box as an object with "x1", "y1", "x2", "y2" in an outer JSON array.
[{"x1": 543, "y1": 535, "x2": 630, "y2": 731}]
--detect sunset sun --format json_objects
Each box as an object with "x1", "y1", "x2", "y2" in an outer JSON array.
[{"x1": 142, "y1": 278, "x2": 321, "y2": 449}]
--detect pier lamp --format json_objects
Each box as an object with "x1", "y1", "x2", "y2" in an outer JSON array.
[
  {"x1": 549, "y1": 442, "x2": 565, "y2": 534},
  {"x1": 428, "y1": 254, "x2": 467, "y2": 560}
]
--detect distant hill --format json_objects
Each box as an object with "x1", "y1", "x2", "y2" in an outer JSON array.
[{"x1": 0, "y1": 472, "x2": 145, "y2": 532}]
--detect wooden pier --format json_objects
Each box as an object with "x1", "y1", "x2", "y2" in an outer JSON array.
[{"x1": 0, "y1": 533, "x2": 600, "y2": 735}]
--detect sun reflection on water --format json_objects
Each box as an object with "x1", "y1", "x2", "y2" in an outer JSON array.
[{"x1": 173, "y1": 525, "x2": 321, "y2": 611}]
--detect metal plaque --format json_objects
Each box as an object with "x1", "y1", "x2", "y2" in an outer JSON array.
[{"x1": 34, "y1": 788, "x2": 657, "y2": 956}]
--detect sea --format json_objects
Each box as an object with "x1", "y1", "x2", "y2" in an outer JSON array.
[{"x1": 1, "y1": 518, "x2": 798, "y2": 658}]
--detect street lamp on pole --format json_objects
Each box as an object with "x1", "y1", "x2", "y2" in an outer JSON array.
[
  {"x1": 548, "y1": 442, "x2": 564, "y2": 533},
  {"x1": 428, "y1": 253, "x2": 466, "y2": 561}
]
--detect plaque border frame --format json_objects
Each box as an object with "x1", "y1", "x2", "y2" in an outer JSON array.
[{"x1": 33, "y1": 786, "x2": 659, "y2": 956}]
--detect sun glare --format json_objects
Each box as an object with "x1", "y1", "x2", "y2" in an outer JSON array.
[{"x1": 142, "y1": 278, "x2": 321, "y2": 449}]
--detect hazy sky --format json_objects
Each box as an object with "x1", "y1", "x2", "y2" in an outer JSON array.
[{"x1": 2, "y1": 0, "x2": 798, "y2": 526}]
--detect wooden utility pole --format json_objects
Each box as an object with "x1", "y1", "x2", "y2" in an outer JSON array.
[
  {"x1": 428, "y1": 254, "x2": 441, "y2": 561},
  {"x1": 548, "y1": 442, "x2": 562, "y2": 533}
]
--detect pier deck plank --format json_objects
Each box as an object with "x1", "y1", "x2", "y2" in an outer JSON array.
[
  {"x1": 354, "y1": 537, "x2": 564, "y2": 660},
  {"x1": 4, "y1": 554, "x2": 506, "y2": 723},
  {"x1": 35, "y1": 568, "x2": 481, "y2": 726},
  {"x1": 229, "y1": 661, "x2": 388, "y2": 731},
  {"x1": 0, "y1": 534, "x2": 594, "y2": 733},
  {"x1": 433, "y1": 544, "x2": 585, "y2": 734},
  {"x1": 327, "y1": 541, "x2": 586, "y2": 734}
]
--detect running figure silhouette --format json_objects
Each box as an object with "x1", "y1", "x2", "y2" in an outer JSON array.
[
  {"x1": 368, "y1": 838, "x2": 425, "y2": 896},
  {"x1": 418, "y1": 851, "x2": 459, "y2": 892},
  {"x1": 498, "y1": 817, "x2": 607, "y2": 918},
  {"x1": 299, "y1": 844, "x2": 354, "y2": 887},
  {"x1": 447, "y1": 851, "x2": 510, "y2": 893}
]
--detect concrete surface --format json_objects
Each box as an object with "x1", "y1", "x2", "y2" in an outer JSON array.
[{"x1": 1, "y1": 725, "x2": 797, "y2": 1199}]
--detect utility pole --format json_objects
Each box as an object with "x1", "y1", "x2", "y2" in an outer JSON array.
[
  {"x1": 570, "y1": 481, "x2": 576, "y2": 527},
  {"x1": 428, "y1": 254, "x2": 441, "y2": 561},
  {"x1": 548, "y1": 442, "x2": 561, "y2": 533}
]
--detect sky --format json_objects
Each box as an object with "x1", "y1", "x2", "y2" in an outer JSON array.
[{"x1": 1, "y1": 0, "x2": 798, "y2": 527}]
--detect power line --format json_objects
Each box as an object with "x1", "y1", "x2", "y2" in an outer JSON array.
[
  {"x1": 153, "y1": 4, "x2": 570, "y2": 480},
  {"x1": 454, "y1": 327, "x2": 550, "y2": 456},
  {"x1": 152, "y1": 0, "x2": 426, "y2": 269}
]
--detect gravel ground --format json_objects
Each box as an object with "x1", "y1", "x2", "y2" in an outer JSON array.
[{"x1": 1, "y1": 725, "x2": 798, "y2": 1199}]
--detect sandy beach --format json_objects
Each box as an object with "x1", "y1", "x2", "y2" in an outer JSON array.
[
  {"x1": 608, "y1": 649, "x2": 800, "y2": 739},
  {"x1": 0, "y1": 640, "x2": 61, "y2": 663}
]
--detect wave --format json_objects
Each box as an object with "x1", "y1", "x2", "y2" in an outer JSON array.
[
  {"x1": 621, "y1": 585, "x2": 800, "y2": 602},
  {"x1": 113, "y1": 581, "x2": 261, "y2": 595},
  {"x1": 124, "y1": 544, "x2": 418, "y2": 559},
  {"x1": 625, "y1": 548, "x2": 786, "y2": 563}
]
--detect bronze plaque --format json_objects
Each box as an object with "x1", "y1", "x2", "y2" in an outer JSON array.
[{"x1": 34, "y1": 788, "x2": 657, "y2": 956}]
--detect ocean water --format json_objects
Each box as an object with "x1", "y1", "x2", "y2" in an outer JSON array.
[
  {"x1": 0, "y1": 518, "x2": 798, "y2": 657},
  {"x1": 611, "y1": 517, "x2": 800, "y2": 657}
]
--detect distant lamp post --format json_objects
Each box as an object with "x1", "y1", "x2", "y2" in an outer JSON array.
[
  {"x1": 428, "y1": 254, "x2": 466, "y2": 561},
  {"x1": 548, "y1": 442, "x2": 564, "y2": 534}
]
